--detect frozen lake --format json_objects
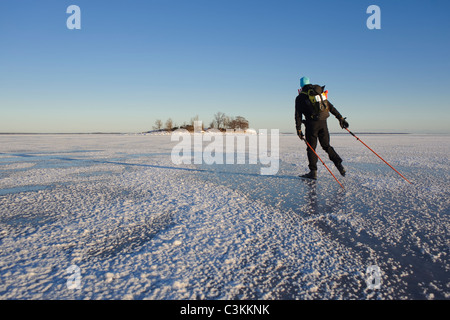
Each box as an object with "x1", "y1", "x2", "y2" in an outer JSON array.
[{"x1": 0, "y1": 133, "x2": 448, "y2": 299}]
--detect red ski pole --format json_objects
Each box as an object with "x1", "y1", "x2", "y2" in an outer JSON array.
[
  {"x1": 345, "y1": 128, "x2": 412, "y2": 184},
  {"x1": 304, "y1": 140, "x2": 345, "y2": 190}
]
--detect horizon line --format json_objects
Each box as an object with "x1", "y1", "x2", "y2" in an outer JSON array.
[{"x1": 2, "y1": 131, "x2": 448, "y2": 135}]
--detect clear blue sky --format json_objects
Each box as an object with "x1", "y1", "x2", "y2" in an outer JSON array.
[{"x1": 1, "y1": 0, "x2": 449, "y2": 133}]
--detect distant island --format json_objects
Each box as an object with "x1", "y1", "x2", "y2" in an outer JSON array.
[{"x1": 144, "y1": 112, "x2": 250, "y2": 134}]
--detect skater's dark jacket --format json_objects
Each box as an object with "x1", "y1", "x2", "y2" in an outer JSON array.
[{"x1": 295, "y1": 84, "x2": 343, "y2": 130}]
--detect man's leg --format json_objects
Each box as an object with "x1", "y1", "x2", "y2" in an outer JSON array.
[
  {"x1": 318, "y1": 122, "x2": 346, "y2": 176},
  {"x1": 305, "y1": 122, "x2": 319, "y2": 172}
]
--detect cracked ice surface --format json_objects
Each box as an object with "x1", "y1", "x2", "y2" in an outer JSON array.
[{"x1": 0, "y1": 133, "x2": 448, "y2": 299}]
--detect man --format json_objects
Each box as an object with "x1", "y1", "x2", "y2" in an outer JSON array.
[{"x1": 295, "y1": 76, "x2": 349, "y2": 180}]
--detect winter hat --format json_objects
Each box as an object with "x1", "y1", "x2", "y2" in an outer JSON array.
[{"x1": 300, "y1": 76, "x2": 310, "y2": 88}]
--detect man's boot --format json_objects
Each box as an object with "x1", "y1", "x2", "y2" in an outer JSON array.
[
  {"x1": 336, "y1": 163, "x2": 346, "y2": 177},
  {"x1": 300, "y1": 170, "x2": 317, "y2": 180}
]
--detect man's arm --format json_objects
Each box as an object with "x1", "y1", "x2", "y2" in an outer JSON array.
[
  {"x1": 295, "y1": 97, "x2": 305, "y2": 139},
  {"x1": 327, "y1": 100, "x2": 349, "y2": 129},
  {"x1": 327, "y1": 100, "x2": 343, "y2": 119},
  {"x1": 295, "y1": 96, "x2": 303, "y2": 129},
  {"x1": 295, "y1": 109, "x2": 302, "y2": 130}
]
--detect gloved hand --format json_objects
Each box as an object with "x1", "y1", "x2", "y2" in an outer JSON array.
[
  {"x1": 297, "y1": 129, "x2": 305, "y2": 140},
  {"x1": 339, "y1": 117, "x2": 349, "y2": 129}
]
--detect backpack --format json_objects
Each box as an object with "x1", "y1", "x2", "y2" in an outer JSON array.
[{"x1": 301, "y1": 84, "x2": 329, "y2": 118}]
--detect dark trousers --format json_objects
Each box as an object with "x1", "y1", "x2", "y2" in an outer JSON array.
[{"x1": 305, "y1": 120, "x2": 342, "y2": 171}]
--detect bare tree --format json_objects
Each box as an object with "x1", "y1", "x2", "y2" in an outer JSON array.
[
  {"x1": 213, "y1": 112, "x2": 226, "y2": 129},
  {"x1": 190, "y1": 115, "x2": 204, "y2": 131},
  {"x1": 225, "y1": 117, "x2": 235, "y2": 130},
  {"x1": 153, "y1": 119, "x2": 163, "y2": 130},
  {"x1": 234, "y1": 116, "x2": 249, "y2": 130},
  {"x1": 190, "y1": 115, "x2": 200, "y2": 126},
  {"x1": 165, "y1": 118, "x2": 174, "y2": 131},
  {"x1": 223, "y1": 115, "x2": 232, "y2": 129}
]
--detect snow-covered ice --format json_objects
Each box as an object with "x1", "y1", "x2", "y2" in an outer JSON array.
[{"x1": 0, "y1": 133, "x2": 448, "y2": 299}]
